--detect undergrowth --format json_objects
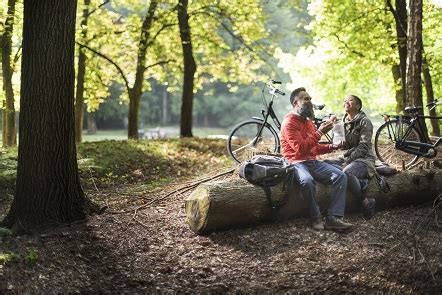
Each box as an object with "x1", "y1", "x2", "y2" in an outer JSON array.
[{"x1": 0, "y1": 138, "x2": 231, "y2": 190}]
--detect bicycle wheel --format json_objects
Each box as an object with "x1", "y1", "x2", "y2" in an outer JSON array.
[
  {"x1": 226, "y1": 119, "x2": 280, "y2": 163},
  {"x1": 374, "y1": 119, "x2": 422, "y2": 169}
]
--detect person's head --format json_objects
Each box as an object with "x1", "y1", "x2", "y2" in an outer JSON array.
[
  {"x1": 344, "y1": 95, "x2": 362, "y2": 114},
  {"x1": 290, "y1": 87, "x2": 314, "y2": 119}
]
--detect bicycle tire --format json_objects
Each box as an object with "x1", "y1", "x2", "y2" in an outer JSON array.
[
  {"x1": 226, "y1": 119, "x2": 280, "y2": 163},
  {"x1": 374, "y1": 119, "x2": 422, "y2": 169}
]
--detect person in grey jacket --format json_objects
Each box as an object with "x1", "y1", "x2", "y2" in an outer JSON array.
[{"x1": 330, "y1": 95, "x2": 376, "y2": 219}]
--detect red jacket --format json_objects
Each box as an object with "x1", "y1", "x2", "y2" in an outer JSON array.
[{"x1": 280, "y1": 112, "x2": 332, "y2": 163}]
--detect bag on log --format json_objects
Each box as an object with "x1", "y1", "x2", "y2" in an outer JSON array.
[{"x1": 239, "y1": 155, "x2": 295, "y2": 210}]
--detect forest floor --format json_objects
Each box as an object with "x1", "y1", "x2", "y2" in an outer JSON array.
[{"x1": 0, "y1": 139, "x2": 441, "y2": 293}]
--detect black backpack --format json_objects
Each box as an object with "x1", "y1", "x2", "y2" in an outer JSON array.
[{"x1": 239, "y1": 155, "x2": 295, "y2": 209}]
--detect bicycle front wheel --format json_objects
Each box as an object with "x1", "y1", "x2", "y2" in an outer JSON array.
[
  {"x1": 226, "y1": 119, "x2": 280, "y2": 163},
  {"x1": 374, "y1": 119, "x2": 422, "y2": 169}
]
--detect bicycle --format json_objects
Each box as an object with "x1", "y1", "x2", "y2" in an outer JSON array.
[
  {"x1": 226, "y1": 80, "x2": 333, "y2": 163},
  {"x1": 374, "y1": 100, "x2": 441, "y2": 169}
]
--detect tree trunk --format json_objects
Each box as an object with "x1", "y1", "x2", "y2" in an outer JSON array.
[
  {"x1": 406, "y1": 0, "x2": 423, "y2": 108},
  {"x1": 391, "y1": 64, "x2": 405, "y2": 114},
  {"x1": 394, "y1": 0, "x2": 407, "y2": 108},
  {"x1": 127, "y1": 1, "x2": 158, "y2": 139},
  {"x1": 422, "y1": 56, "x2": 440, "y2": 137},
  {"x1": 178, "y1": 0, "x2": 196, "y2": 137},
  {"x1": 87, "y1": 111, "x2": 97, "y2": 134},
  {"x1": 1, "y1": 0, "x2": 17, "y2": 147},
  {"x1": 75, "y1": 0, "x2": 90, "y2": 144},
  {"x1": 185, "y1": 170, "x2": 442, "y2": 234},
  {"x1": 162, "y1": 86, "x2": 168, "y2": 125},
  {"x1": 2, "y1": 0, "x2": 86, "y2": 232}
]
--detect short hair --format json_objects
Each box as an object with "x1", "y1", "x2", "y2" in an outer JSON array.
[
  {"x1": 349, "y1": 94, "x2": 362, "y2": 111},
  {"x1": 290, "y1": 87, "x2": 306, "y2": 104}
]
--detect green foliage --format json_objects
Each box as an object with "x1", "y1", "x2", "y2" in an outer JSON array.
[
  {"x1": 0, "y1": 252, "x2": 20, "y2": 264},
  {"x1": 76, "y1": 138, "x2": 230, "y2": 188},
  {"x1": 25, "y1": 248, "x2": 38, "y2": 265},
  {"x1": 0, "y1": 147, "x2": 17, "y2": 188},
  {"x1": 279, "y1": 0, "x2": 441, "y2": 117}
]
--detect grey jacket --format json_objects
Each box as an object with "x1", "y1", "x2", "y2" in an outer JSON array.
[{"x1": 342, "y1": 111, "x2": 376, "y2": 177}]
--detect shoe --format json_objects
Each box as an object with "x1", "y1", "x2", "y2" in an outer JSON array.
[
  {"x1": 324, "y1": 216, "x2": 353, "y2": 231},
  {"x1": 362, "y1": 198, "x2": 376, "y2": 220},
  {"x1": 310, "y1": 217, "x2": 324, "y2": 231}
]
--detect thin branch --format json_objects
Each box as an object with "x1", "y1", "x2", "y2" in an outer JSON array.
[
  {"x1": 332, "y1": 33, "x2": 366, "y2": 58},
  {"x1": 145, "y1": 59, "x2": 175, "y2": 71},
  {"x1": 145, "y1": 22, "x2": 178, "y2": 48},
  {"x1": 76, "y1": 41, "x2": 131, "y2": 93},
  {"x1": 86, "y1": 0, "x2": 110, "y2": 17}
]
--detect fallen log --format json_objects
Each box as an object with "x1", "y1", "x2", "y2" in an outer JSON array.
[{"x1": 185, "y1": 169, "x2": 442, "y2": 234}]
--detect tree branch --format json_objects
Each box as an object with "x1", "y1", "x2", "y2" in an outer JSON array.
[
  {"x1": 145, "y1": 59, "x2": 175, "y2": 72},
  {"x1": 386, "y1": 0, "x2": 408, "y2": 36},
  {"x1": 145, "y1": 22, "x2": 178, "y2": 48},
  {"x1": 76, "y1": 41, "x2": 131, "y2": 93},
  {"x1": 332, "y1": 33, "x2": 366, "y2": 58},
  {"x1": 86, "y1": 0, "x2": 110, "y2": 17}
]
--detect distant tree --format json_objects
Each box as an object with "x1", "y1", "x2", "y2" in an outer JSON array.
[
  {"x1": 2, "y1": 0, "x2": 87, "y2": 232},
  {"x1": 75, "y1": 0, "x2": 91, "y2": 144},
  {"x1": 1, "y1": 0, "x2": 17, "y2": 147},
  {"x1": 177, "y1": 0, "x2": 195, "y2": 137}
]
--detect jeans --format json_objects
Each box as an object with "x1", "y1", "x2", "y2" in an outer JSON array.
[
  {"x1": 293, "y1": 160, "x2": 347, "y2": 219},
  {"x1": 325, "y1": 159, "x2": 368, "y2": 202}
]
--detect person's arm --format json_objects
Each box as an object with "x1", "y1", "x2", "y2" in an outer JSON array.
[
  {"x1": 283, "y1": 119, "x2": 334, "y2": 157},
  {"x1": 345, "y1": 118, "x2": 373, "y2": 163}
]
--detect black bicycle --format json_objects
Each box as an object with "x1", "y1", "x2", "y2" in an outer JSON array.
[
  {"x1": 226, "y1": 80, "x2": 333, "y2": 163},
  {"x1": 374, "y1": 100, "x2": 441, "y2": 169}
]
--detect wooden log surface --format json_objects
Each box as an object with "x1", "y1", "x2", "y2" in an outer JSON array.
[{"x1": 185, "y1": 169, "x2": 442, "y2": 235}]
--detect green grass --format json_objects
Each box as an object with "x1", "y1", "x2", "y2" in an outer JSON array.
[{"x1": 0, "y1": 138, "x2": 231, "y2": 190}]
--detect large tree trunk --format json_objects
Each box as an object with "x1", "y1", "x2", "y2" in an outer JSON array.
[
  {"x1": 1, "y1": 0, "x2": 17, "y2": 147},
  {"x1": 422, "y1": 56, "x2": 440, "y2": 137},
  {"x1": 74, "y1": 0, "x2": 91, "y2": 144},
  {"x1": 406, "y1": 0, "x2": 423, "y2": 108},
  {"x1": 185, "y1": 170, "x2": 442, "y2": 234},
  {"x1": 178, "y1": 0, "x2": 196, "y2": 138},
  {"x1": 2, "y1": 0, "x2": 86, "y2": 232},
  {"x1": 127, "y1": 1, "x2": 158, "y2": 139}
]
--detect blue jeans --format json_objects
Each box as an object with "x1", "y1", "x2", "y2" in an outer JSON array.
[
  {"x1": 325, "y1": 159, "x2": 368, "y2": 202},
  {"x1": 293, "y1": 160, "x2": 347, "y2": 219}
]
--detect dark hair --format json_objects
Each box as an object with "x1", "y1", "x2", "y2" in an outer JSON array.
[
  {"x1": 290, "y1": 87, "x2": 306, "y2": 104},
  {"x1": 349, "y1": 94, "x2": 362, "y2": 111}
]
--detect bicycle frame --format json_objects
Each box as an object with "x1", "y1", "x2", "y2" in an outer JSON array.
[
  {"x1": 254, "y1": 91, "x2": 333, "y2": 144},
  {"x1": 383, "y1": 113, "x2": 441, "y2": 158}
]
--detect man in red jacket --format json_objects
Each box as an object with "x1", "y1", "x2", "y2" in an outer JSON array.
[{"x1": 280, "y1": 87, "x2": 353, "y2": 231}]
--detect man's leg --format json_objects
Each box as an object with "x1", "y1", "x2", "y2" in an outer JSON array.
[
  {"x1": 293, "y1": 162, "x2": 321, "y2": 219},
  {"x1": 309, "y1": 161, "x2": 347, "y2": 217}
]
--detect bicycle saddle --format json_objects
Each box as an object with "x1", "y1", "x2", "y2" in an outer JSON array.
[{"x1": 404, "y1": 106, "x2": 423, "y2": 113}]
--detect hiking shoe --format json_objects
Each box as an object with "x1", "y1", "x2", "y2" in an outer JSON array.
[
  {"x1": 324, "y1": 216, "x2": 353, "y2": 231},
  {"x1": 310, "y1": 218, "x2": 324, "y2": 231},
  {"x1": 362, "y1": 198, "x2": 376, "y2": 220}
]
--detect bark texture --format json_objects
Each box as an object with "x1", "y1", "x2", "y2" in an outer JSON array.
[
  {"x1": 178, "y1": 0, "x2": 196, "y2": 137},
  {"x1": 127, "y1": 1, "x2": 158, "y2": 139},
  {"x1": 185, "y1": 170, "x2": 442, "y2": 234},
  {"x1": 406, "y1": 0, "x2": 423, "y2": 108},
  {"x1": 1, "y1": 0, "x2": 17, "y2": 147},
  {"x1": 2, "y1": 0, "x2": 86, "y2": 232}
]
